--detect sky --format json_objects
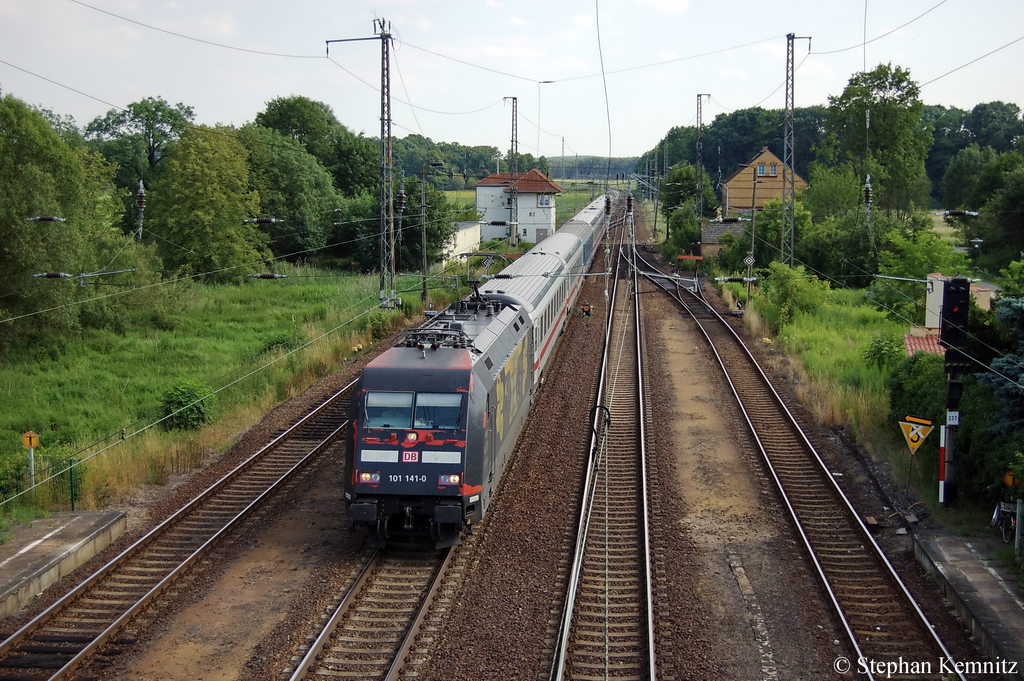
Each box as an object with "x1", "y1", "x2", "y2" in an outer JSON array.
[{"x1": 1, "y1": 0, "x2": 1022, "y2": 160}]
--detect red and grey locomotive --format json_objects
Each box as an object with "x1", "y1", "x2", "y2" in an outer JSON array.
[{"x1": 344, "y1": 195, "x2": 611, "y2": 547}]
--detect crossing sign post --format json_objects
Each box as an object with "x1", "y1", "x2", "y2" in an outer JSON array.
[
  {"x1": 899, "y1": 416, "x2": 933, "y2": 495},
  {"x1": 22, "y1": 431, "x2": 39, "y2": 487}
]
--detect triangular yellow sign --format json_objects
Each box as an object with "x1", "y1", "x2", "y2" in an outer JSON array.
[{"x1": 900, "y1": 418, "x2": 934, "y2": 454}]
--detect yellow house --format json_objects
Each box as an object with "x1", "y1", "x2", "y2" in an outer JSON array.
[{"x1": 721, "y1": 147, "x2": 807, "y2": 218}]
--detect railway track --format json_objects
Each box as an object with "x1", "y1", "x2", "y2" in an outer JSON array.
[
  {"x1": 641, "y1": 263, "x2": 966, "y2": 680},
  {"x1": 0, "y1": 383, "x2": 353, "y2": 681},
  {"x1": 551, "y1": 225, "x2": 657, "y2": 681},
  {"x1": 286, "y1": 547, "x2": 455, "y2": 680}
]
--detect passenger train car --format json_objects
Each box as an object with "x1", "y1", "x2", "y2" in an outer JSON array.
[{"x1": 344, "y1": 195, "x2": 612, "y2": 547}]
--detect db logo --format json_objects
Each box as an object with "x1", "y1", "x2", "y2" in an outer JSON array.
[{"x1": 402, "y1": 451, "x2": 419, "y2": 463}]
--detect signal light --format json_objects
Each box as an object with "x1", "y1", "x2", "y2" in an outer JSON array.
[
  {"x1": 940, "y1": 278, "x2": 970, "y2": 349},
  {"x1": 358, "y1": 471, "x2": 381, "y2": 484}
]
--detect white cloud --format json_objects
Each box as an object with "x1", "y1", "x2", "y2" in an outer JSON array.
[
  {"x1": 634, "y1": 0, "x2": 690, "y2": 13},
  {"x1": 200, "y1": 12, "x2": 238, "y2": 37},
  {"x1": 717, "y1": 69, "x2": 749, "y2": 81}
]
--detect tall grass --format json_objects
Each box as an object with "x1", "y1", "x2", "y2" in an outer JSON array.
[
  {"x1": 725, "y1": 281, "x2": 904, "y2": 447},
  {"x1": 0, "y1": 266, "x2": 456, "y2": 524}
]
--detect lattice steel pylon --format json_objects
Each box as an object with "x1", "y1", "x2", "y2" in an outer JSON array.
[
  {"x1": 377, "y1": 19, "x2": 396, "y2": 305},
  {"x1": 696, "y1": 93, "x2": 709, "y2": 219},
  {"x1": 505, "y1": 96, "x2": 519, "y2": 247},
  {"x1": 782, "y1": 33, "x2": 810, "y2": 267},
  {"x1": 326, "y1": 21, "x2": 397, "y2": 306}
]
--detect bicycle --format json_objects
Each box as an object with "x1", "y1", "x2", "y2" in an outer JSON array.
[{"x1": 998, "y1": 500, "x2": 1017, "y2": 544}]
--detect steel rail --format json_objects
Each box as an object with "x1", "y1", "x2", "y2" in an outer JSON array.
[
  {"x1": 640, "y1": 262, "x2": 965, "y2": 681},
  {"x1": 550, "y1": 213, "x2": 624, "y2": 681},
  {"x1": 0, "y1": 380, "x2": 356, "y2": 680},
  {"x1": 286, "y1": 546, "x2": 453, "y2": 681},
  {"x1": 286, "y1": 548, "x2": 450, "y2": 679},
  {"x1": 551, "y1": 214, "x2": 657, "y2": 680},
  {"x1": 631, "y1": 236, "x2": 658, "y2": 681}
]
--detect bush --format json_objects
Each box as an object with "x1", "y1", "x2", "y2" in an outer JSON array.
[
  {"x1": 862, "y1": 332, "x2": 905, "y2": 370},
  {"x1": 260, "y1": 328, "x2": 306, "y2": 355},
  {"x1": 160, "y1": 379, "x2": 216, "y2": 430},
  {"x1": 758, "y1": 262, "x2": 830, "y2": 334},
  {"x1": 367, "y1": 310, "x2": 393, "y2": 341}
]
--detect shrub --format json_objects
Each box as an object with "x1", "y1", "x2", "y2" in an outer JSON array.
[
  {"x1": 862, "y1": 332, "x2": 905, "y2": 370},
  {"x1": 260, "y1": 329, "x2": 306, "y2": 355},
  {"x1": 160, "y1": 379, "x2": 216, "y2": 430},
  {"x1": 367, "y1": 310, "x2": 393, "y2": 341}
]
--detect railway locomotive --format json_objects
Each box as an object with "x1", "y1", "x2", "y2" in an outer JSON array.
[{"x1": 344, "y1": 195, "x2": 612, "y2": 547}]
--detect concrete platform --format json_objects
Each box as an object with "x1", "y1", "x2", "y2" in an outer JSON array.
[
  {"x1": 914, "y1": 530, "x2": 1024, "y2": 678},
  {"x1": 0, "y1": 510, "x2": 126, "y2": 620}
]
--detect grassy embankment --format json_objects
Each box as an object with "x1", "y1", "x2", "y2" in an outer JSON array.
[
  {"x1": 715, "y1": 280, "x2": 993, "y2": 534},
  {"x1": 0, "y1": 266, "x2": 467, "y2": 539}
]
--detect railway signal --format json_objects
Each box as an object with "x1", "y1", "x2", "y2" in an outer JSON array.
[
  {"x1": 940, "y1": 278, "x2": 971, "y2": 373},
  {"x1": 938, "y1": 277, "x2": 972, "y2": 506}
]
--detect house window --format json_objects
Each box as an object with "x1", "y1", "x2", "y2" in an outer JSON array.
[
  {"x1": 769, "y1": 163, "x2": 777, "y2": 177},
  {"x1": 757, "y1": 163, "x2": 766, "y2": 176},
  {"x1": 538, "y1": 194, "x2": 551, "y2": 207}
]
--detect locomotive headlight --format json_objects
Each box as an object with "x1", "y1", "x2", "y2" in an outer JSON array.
[
  {"x1": 405, "y1": 432, "x2": 418, "y2": 442},
  {"x1": 439, "y1": 474, "x2": 461, "y2": 485},
  {"x1": 358, "y1": 471, "x2": 381, "y2": 484}
]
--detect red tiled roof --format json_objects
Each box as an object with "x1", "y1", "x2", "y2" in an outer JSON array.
[
  {"x1": 475, "y1": 169, "x2": 562, "y2": 193},
  {"x1": 904, "y1": 334, "x2": 946, "y2": 356}
]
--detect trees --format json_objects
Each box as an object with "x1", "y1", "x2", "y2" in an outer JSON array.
[
  {"x1": 438, "y1": 142, "x2": 503, "y2": 185},
  {"x1": 238, "y1": 125, "x2": 343, "y2": 260},
  {"x1": 979, "y1": 165, "x2": 1024, "y2": 268},
  {"x1": 0, "y1": 95, "x2": 97, "y2": 346},
  {"x1": 395, "y1": 176, "x2": 458, "y2": 275},
  {"x1": 659, "y1": 164, "x2": 718, "y2": 223},
  {"x1": 147, "y1": 125, "x2": 269, "y2": 282},
  {"x1": 942, "y1": 144, "x2": 997, "y2": 210},
  {"x1": 85, "y1": 97, "x2": 194, "y2": 181},
  {"x1": 255, "y1": 96, "x2": 376, "y2": 196},
  {"x1": 704, "y1": 108, "x2": 781, "y2": 176},
  {"x1": 922, "y1": 104, "x2": 970, "y2": 203},
  {"x1": 85, "y1": 97, "x2": 195, "y2": 235},
  {"x1": 824, "y1": 64, "x2": 932, "y2": 217},
  {"x1": 801, "y1": 163, "x2": 862, "y2": 221},
  {"x1": 966, "y1": 101, "x2": 1024, "y2": 154}
]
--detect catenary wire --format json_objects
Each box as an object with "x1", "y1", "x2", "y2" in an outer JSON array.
[{"x1": 67, "y1": 0, "x2": 323, "y2": 59}]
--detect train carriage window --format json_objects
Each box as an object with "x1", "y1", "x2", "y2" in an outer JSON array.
[
  {"x1": 365, "y1": 391, "x2": 414, "y2": 428},
  {"x1": 415, "y1": 393, "x2": 463, "y2": 429}
]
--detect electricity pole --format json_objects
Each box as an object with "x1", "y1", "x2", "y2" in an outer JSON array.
[
  {"x1": 327, "y1": 19, "x2": 397, "y2": 308},
  {"x1": 782, "y1": 33, "x2": 810, "y2": 267},
  {"x1": 696, "y1": 93, "x2": 709, "y2": 219},
  {"x1": 505, "y1": 96, "x2": 519, "y2": 247}
]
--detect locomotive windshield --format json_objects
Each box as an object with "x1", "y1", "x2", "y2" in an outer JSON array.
[
  {"x1": 414, "y1": 393, "x2": 463, "y2": 429},
  {"x1": 364, "y1": 391, "x2": 414, "y2": 428},
  {"x1": 363, "y1": 391, "x2": 462, "y2": 429}
]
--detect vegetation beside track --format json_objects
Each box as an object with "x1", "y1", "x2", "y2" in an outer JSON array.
[
  {"x1": 712, "y1": 265, "x2": 1021, "y2": 540},
  {"x1": 0, "y1": 267, "x2": 467, "y2": 535}
]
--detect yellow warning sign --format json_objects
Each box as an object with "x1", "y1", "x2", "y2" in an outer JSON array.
[{"x1": 899, "y1": 416, "x2": 933, "y2": 455}]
